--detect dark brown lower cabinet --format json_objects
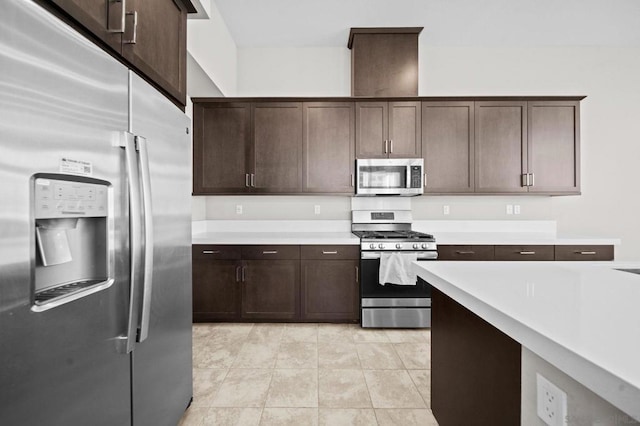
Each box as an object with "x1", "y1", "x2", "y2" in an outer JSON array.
[
  {"x1": 192, "y1": 246, "x2": 241, "y2": 322},
  {"x1": 494, "y1": 245, "x2": 555, "y2": 261},
  {"x1": 301, "y1": 259, "x2": 359, "y2": 322},
  {"x1": 432, "y1": 287, "x2": 521, "y2": 426},
  {"x1": 437, "y1": 245, "x2": 494, "y2": 261},
  {"x1": 242, "y1": 259, "x2": 300, "y2": 320}
]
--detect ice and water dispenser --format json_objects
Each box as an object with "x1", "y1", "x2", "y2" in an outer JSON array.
[{"x1": 32, "y1": 174, "x2": 113, "y2": 311}]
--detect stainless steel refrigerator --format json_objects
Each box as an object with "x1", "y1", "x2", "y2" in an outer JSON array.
[{"x1": 0, "y1": 1, "x2": 193, "y2": 425}]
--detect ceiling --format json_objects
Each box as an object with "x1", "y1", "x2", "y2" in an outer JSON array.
[{"x1": 213, "y1": 0, "x2": 640, "y2": 48}]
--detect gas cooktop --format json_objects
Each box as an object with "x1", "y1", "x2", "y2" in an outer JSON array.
[{"x1": 352, "y1": 230, "x2": 435, "y2": 241}]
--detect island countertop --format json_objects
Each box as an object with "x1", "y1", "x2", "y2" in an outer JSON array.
[{"x1": 413, "y1": 260, "x2": 640, "y2": 421}]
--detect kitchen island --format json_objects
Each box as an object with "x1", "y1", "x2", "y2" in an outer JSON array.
[{"x1": 414, "y1": 261, "x2": 640, "y2": 425}]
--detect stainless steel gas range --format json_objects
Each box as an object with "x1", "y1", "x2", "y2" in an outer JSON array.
[{"x1": 352, "y1": 210, "x2": 437, "y2": 328}]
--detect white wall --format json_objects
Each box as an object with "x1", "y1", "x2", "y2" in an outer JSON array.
[
  {"x1": 191, "y1": 44, "x2": 639, "y2": 260},
  {"x1": 187, "y1": 0, "x2": 238, "y2": 96}
]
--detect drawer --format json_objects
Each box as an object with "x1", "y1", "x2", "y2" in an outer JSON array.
[
  {"x1": 301, "y1": 245, "x2": 360, "y2": 260},
  {"x1": 192, "y1": 245, "x2": 241, "y2": 260},
  {"x1": 494, "y1": 245, "x2": 554, "y2": 261},
  {"x1": 437, "y1": 245, "x2": 494, "y2": 261},
  {"x1": 554, "y1": 245, "x2": 614, "y2": 261},
  {"x1": 241, "y1": 245, "x2": 301, "y2": 260}
]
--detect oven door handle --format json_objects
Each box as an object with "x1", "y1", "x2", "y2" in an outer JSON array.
[{"x1": 361, "y1": 251, "x2": 438, "y2": 260}]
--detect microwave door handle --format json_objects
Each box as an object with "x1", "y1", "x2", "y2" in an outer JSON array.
[
  {"x1": 117, "y1": 132, "x2": 143, "y2": 354},
  {"x1": 136, "y1": 135, "x2": 154, "y2": 343}
]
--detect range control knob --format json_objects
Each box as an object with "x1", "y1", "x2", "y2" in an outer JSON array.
[
  {"x1": 421, "y1": 243, "x2": 428, "y2": 249},
  {"x1": 413, "y1": 243, "x2": 419, "y2": 249},
  {"x1": 369, "y1": 243, "x2": 376, "y2": 249},
  {"x1": 378, "y1": 243, "x2": 385, "y2": 249},
  {"x1": 395, "y1": 243, "x2": 402, "y2": 249}
]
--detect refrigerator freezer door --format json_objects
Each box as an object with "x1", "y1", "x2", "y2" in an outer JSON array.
[
  {"x1": 0, "y1": 1, "x2": 131, "y2": 425},
  {"x1": 129, "y1": 73, "x2": 193, "y2": 426}
]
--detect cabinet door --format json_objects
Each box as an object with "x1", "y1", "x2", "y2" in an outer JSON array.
[
  {"x1": 192, "y1": 246, "x2": 242, "y2": 321},
  {"x1": 242, "y1": 260, "x2": 300, "y2": 320},
  {"x1": 475, "y1": 102, "x2": 528, "y2": 193},
  {"x1": 388, "y1": 101, "x2": 421, "y2": 158},
  {"x1": 301, "y1": 260, "x2": 359, "y2": 322},
  {"x1": 527, "y1": 101, "x2": 580, "y2": 194},
  {"x1": 355, "y1": 102, "x2": 388, "y2": 158},
  {"x1": 47, "y1": 0, "x2": 123, "y2": 53},
  {"x1": 252, "y1": 102, "x2": 303, "y2": 193},
  {"x1": 193, "y1": 102, "x2": 251, "y2": 194},
  {"x1": 422, "y1": 102, "x2": 474, "y2": 193},
  {"x1": 302, "y1": 102, "x2": 355, "y2": 193},
  {"x1": 123, "y1": 0, "x2": 187, "y2": 106}
]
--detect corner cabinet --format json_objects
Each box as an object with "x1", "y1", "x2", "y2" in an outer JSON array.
[
  {"x1": 45, "y1": 0, "x2": 193, "y2": 108},
  {"x1": 355, "y1": 101, "x2": 422, "y2": 158}
]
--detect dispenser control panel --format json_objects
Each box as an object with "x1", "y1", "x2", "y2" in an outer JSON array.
[{"x1": 35, "y1": 178, "x2": 108, "y2": 219}]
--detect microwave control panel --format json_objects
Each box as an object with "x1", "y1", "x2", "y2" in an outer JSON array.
[
  {"x1": 34, "y1": 177, "x2": 108, "y2": 219},
  {"x1": 410, "y1": 166, "x2": 422, "y2": 188}
]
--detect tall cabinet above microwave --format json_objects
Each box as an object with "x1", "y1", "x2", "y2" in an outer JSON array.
[{"x1": 355, "y1": 158, "x2": 424, "y2": 196}]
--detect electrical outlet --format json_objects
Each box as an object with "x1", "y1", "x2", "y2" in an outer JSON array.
[
  {"x1": 443, "y1": 205, "x2": 450, "y2": 215},
  {"x1": 314, "y1": 205, "x2": 321, "y2": 215},
  {"x1": 514, "y1": 205, "x2": 521, "y2": 215},
  {"x1": 235, "y1": 205, "x2": 243, "y2": 215},
  {"x1": 536, "y1": 373, "x2": 567, "y2": 426},
  {"x1": 506, "y1": 204, "x2": 513, "y2": 215}
]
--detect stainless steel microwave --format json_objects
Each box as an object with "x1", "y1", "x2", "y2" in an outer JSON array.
[{"x1": 355, "y1": 158, "x2": 424, "y2": 196}]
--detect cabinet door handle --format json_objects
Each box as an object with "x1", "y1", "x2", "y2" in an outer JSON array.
[
  {"x1": 383, "y1": 140, "x2": 388, "y2": 154},
  {"x1": 123, "y1": 11, "x2": 138, "y2": 44},
  {"x1": 322, "y1": 251, "x2": 338, "y2": 255},
  {"x1": 355, "y1": 266, "x2": 359, "y2": 283},
  {"x1": 241, "y1": 266, "x2": 246, "y2": 282},
  {"x1": 202, "y1": 250, "x2": 220, "y2": 254},
  {"x1": 350, "y1": 173, "x2": 354, "y2": 187},
  {"x1": 389, "y1": 139, "x2": 393, "y2": 153},
  {"x1": 455, "y1": 251, "x2": 475, "y2": 255},
  {"x1": 423, "y1": 173, "x2": 427, "y2": 187},
  {"x1": 576, "y1": 251, "x2": 597, "y2": 255},
  {"x1": 518, "y1": 251, "x2": 536, "y2": 255},
  {"x1": 521, "y1": 173, "x2": 528, "y2": 187},
  {"x1": 245, "y1": 173, "x2": 250, "y2": 187},
  {"x1": 107, "y1": 0, "x2": 126, "y2": 33},
  {"x1": 262, "y1": 250, "x2": 278, "y2": 254},
  {"x1": 235, "y1": 266, "x2": 241, "y2": 282},
  {"x1": 529, "y1": 173, "x2": 535, "y2": 187},
  {"x1": 250, "y1": 173, "x2": 256, "y2": 187}
]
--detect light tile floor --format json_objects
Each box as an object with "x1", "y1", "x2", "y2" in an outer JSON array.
[{"x1": 180, "y1": 323, "x2": 438, "y2": 426}]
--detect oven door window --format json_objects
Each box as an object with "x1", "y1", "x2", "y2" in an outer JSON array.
[
  {"x1": 360, "y1": 258, "x2": 431, "y2": 298},
  {"x1": 359, "y1": 166, "x2": 407, "y2": 189}
]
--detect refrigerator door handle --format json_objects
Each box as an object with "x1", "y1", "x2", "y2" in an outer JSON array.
[
  {"x1": 117, "y1": 131, "x2": 143, "y2": 354},
  {"x1": 136, "y1": 135, "x2": 154, "y2": 343}
]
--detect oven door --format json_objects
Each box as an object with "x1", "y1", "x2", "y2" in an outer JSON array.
[
  {"x1": 356, "y1": 158, "x2": 423, "y2": 196},
  {"x1": 359, "y1": 251, "x2": 434, "y2": 328}
]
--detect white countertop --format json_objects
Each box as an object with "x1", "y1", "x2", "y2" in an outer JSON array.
[
  {"x1": 432, "y1": 232, "x2": 620, "y2": 246},
  {"x1": 192, "y1": 231, "x2": 360, "y2": 245},
  {"x1": 413, "y1": 260, "x2": 640, "y2": 420}
]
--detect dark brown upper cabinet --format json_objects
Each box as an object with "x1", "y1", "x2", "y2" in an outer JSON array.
[
  {"x1": 355, "y1": 101, "x2": 422, "y2": 158},
  {"x1": 527, "y1": 101, "x2": 580, "y2": 194},
  {"x1": 44, "y1": 0, "x2": 194, "y2": 108},
  {"x1": 475, "y1": 101, "x2": 529, "y2": 193},
  {"x1": 422, "y1": 102, "x2": 475, "y2": 193},
  {"x1": 193, "y1": 102, "x2": 252, "y2": 194},
  {"x1": 348, "y1": 28, "x2": 422, "y2": 97},
  {"x1": 302, "y1": 102, "x2": 355, "y2": 194},
  {"x1": 252, "y1": 102, "x2": 303, "y2": 193}
]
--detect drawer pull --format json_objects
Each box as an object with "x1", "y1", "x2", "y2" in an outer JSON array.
[
  {"x1": 518, "y1": 251, "x2": 536, "y2": 255},
  {"x1": 262, "y1": 250, "x2": 278, "y2": 254},
  {"x1": 455, "y1": 251, "x2": 475, "y2": 255},
  {"x1": 576, "y1": 251, "x2": 597, "y2": 255},
  {"x1": 202, "y1": 250, "x2": 220, "y2": 254},
  {"x1": 322, "y1": 251, "x2": 338, "y2": 255}
]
